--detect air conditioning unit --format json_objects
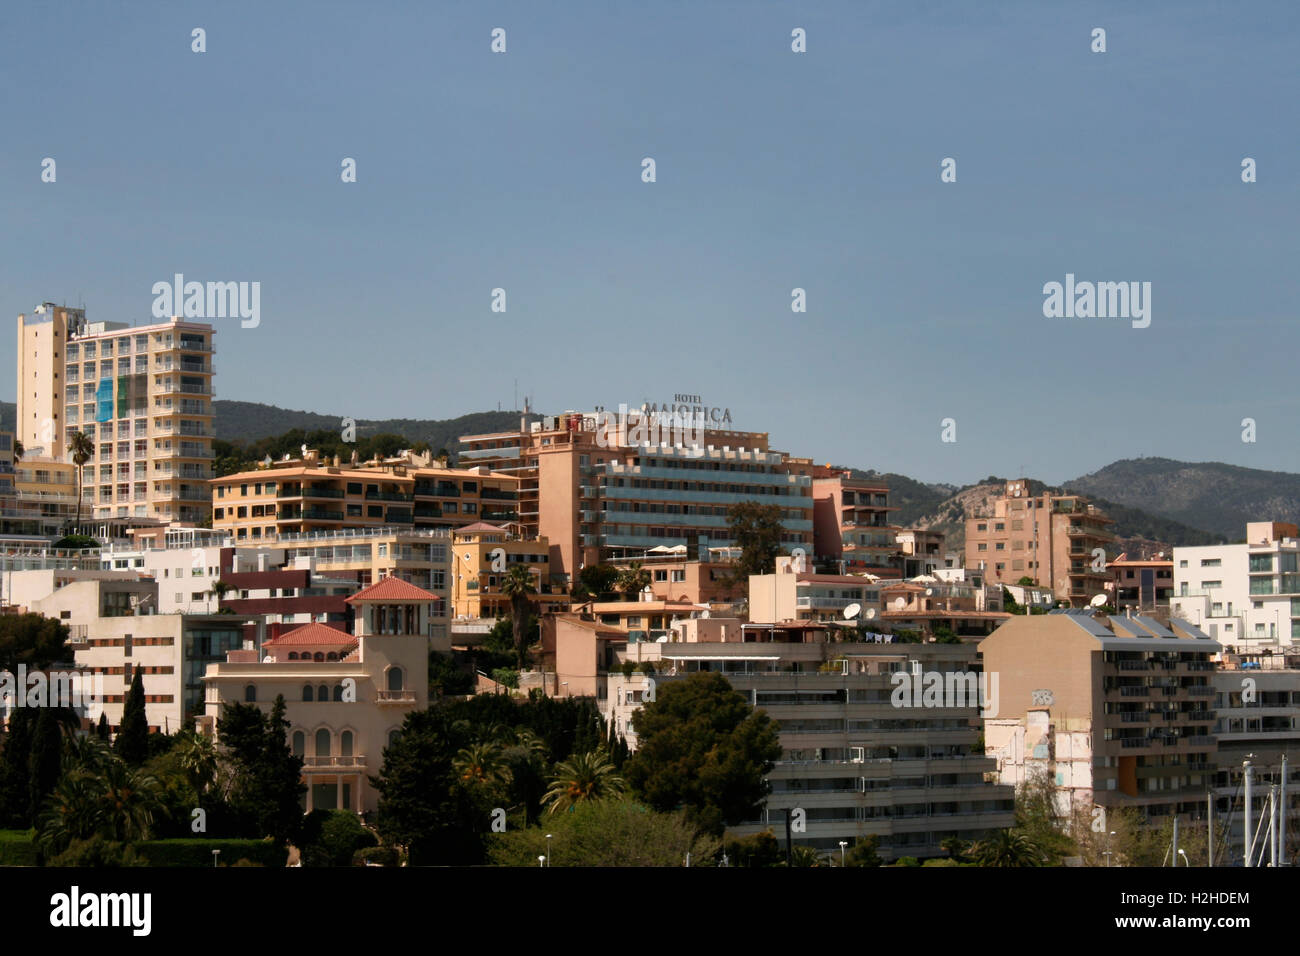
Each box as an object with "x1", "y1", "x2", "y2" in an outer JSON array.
[{"x1": 850, "y1": 747, "x2": 865, "y2": 763}]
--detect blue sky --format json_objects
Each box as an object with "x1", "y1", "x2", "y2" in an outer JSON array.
[{"x1": 3, "y1": 0, "x2": 1297, "y2": 485}]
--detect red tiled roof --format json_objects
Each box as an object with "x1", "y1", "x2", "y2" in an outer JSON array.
[
  {"x1": 345, "y1": 576, "x2": 439, "y2": 603},
  {"x1": 455, "y1": 522, "x2": 509, "y2": 534},
  {"x1": 264, "y1": 622, "x2": 357, "y2": 646}
]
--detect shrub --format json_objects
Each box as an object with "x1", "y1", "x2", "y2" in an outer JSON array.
[
  {"x1": 620, "y1": 661, "x2": 636, "y2": 678},
  {"x1": 354, "y1": 845, "x2": 399, "y2": 867},
  {"x1": 638, "y1": 661, "x2": 655, "y2": 675},
  {"x1": 490, "y1": 668, "x2": 519, "y2": 689},
  {"x1": 48, "y1": 835, "x2": 146, "y2": 868},
  {"x1": 132, "y1": 838, "x2": 288, "y2": 868},
  {"x1": 301, "y1": 810, "x2": 376, "y2": 867},
  {"x1": 0, "y1": 830, "x2": 38, "y2": 866}
]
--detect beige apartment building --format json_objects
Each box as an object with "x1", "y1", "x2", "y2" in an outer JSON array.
[
  {"x1": 17, "y1": 304, "x2": 216, "y2": 526},
  {"x1": 812, "y1": 469, "x2": 901, "y2": 573},
  {"x1": 980, "y1": 610, "x2": 1219, "y2": 824},
  {"x1": 201, "y1": 578, "x2": 433, "y2": 813},
  {"x1": 211, "y1": 450, "x2": 519, "y2": 542},
  {"x1": 965, "y1": 479, "x2": 1114, "y2": 605},
  {"x1": 749, "y1": 555, "x2": 884, "y2": 626},
  {"x1": 462, "y1": 411, "x2": 815, "y2": 583}
]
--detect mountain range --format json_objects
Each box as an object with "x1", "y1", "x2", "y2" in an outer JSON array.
[{"x1": 2, "y1": 399, "x2": 1296, "y2": 549}]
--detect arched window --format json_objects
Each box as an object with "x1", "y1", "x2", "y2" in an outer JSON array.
[
  {"x1": 332, "y1": 684, "x2": 344, "y2": 702},
  {"x1": 243, "y1": 684, "x2": 256, "y2": 702},
  {"x1": 340, "y1": 730, "x2": 353, "y2": 757},
  {"x1": 302, "y1": 685, "x2": 314, "y2": 702},
  {"x1": 387, "y1": 729, "x2": 401, "y2": 748},
  {"x1": 313, "y1": 652, "x2": 324, "y2": 662},
  {"x1": 326, "y1": 651, "x2": 338, "y2": 661},
  {"x1": 315, "y1": 728, "x2": 331, "y2": 757},
  {"x1": 318, "y1": 684, "x2": 329, "y2": 702},
  {"x1": 287, "y1": 652, "x2": 299, "y2": 660},
  {"x1": 386, "y1": 666, "x2": 404, "y2": 692},
  {"x1": 291, "y1": 731, "x2": 305, "y2": 757}
]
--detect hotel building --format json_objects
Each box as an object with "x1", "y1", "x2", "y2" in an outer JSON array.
[
  {"x1": 964, "y1": 479, "x2": 1114, "y2": 605},
  {"x1": 16, "y1": 304, "x2": 216, "y2": 525},
  {"x1": 980, "y1": 610, "x2": 1219, "y2": 823},
  {"x1": 461, "y1": 412, "x2": 816, "y2": 584},
  {"x1": 448, "y1": 522, "x2": 568, "y2": 623},
  {"x1": 812, "y1": 469, "x2": 901, "y2": 575}
]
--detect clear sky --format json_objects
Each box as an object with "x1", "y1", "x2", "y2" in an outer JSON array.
[{"x1": 2, "y1": 0, "x2": 1297, "y2": 485}]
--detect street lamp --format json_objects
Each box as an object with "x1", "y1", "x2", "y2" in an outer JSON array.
[
  {"x1": 212, "y1": 848, "x2": 221, "y2": 868},
  {"x1": 537, "y1": 855, "x2": 545, "y2": 867},
  {"x1": 1178, "y1": 849, "x2": 1189, "y2": 867},
  {"x1": 839, "y1": 841, "x2": 848, "y2": 867},
  {"x1": 545, "y1": 833, "x2": 552, "y2": 866}
]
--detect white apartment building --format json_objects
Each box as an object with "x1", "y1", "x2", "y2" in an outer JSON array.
[
  {"x1": 16, "y1": 304, "x2": 215, "y2": 526},
  {"x1": 1170, "y1": 522, "x2": 1300, "y2": 652}
]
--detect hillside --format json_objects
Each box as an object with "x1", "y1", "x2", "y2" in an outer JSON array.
[
  {"x1": 1064, "y1": 458, "x2": 1300, "y2": 541},
  {"x1": 214, "y1": 401, "x2": 537, "y2": 453}
]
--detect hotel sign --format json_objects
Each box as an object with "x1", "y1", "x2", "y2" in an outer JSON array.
[{"x1": 641, "y1": 393, "x2": 733, "y2": 425}]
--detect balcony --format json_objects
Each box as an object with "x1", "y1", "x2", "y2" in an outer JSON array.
[
  {"x1": 376, "y1": 690, "x2": 417, "y2": 705},
  {"x1": 366, "y1": 490, "x2": 414, "y2": 503},
  {"x1": 302, "y1": 755, "x2": 367, "y2": 770}
]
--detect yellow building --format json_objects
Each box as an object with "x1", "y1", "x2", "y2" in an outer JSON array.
[{"x1": 448, "y1": 522, "x2": 568, "y2": 622}]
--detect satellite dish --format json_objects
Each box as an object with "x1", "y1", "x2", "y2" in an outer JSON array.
[
  {"x1": 925, "y1": 588, "x2": 934, "y2": 596},
  {"x1": 844, "y1": 603, "x2": 862, "y2": 620},
  {"x1": 864, "y1": 608, "x2": 877, "y2": 620},
  {"x1": 894, "y1": 597, "x2": 906, "y2": 610},
  {"x1": 1090, "y1": 593, "x2": 1108, "y2": 608}
]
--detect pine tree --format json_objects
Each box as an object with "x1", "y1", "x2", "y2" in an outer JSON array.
[
  {"x1": 115, "y1": 670, "x2": 149, "y2": 766},
  {"x1": 27, "y1": 708, "x2": 63, "y2": 826},
  {"x1": 96, "y1": 711, "x2": 110, "y2": 741}
]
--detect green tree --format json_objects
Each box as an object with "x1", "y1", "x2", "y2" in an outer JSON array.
[
  {"x1": 487, "y1": 799, "x2": 720, "y2": 867},
  {"x1": 726, "y1": 501, "x2": 785, "y2": 579},
  {"x1": 27, "y1": 707, "x2": 64, "y2": 827},
  {"x1": 67, "y1": 430, "x2": 95, "y2": 532},
  {"x1": 372, "y1": 708, "x2": 485, "y2": 865},
  {"x1": 216, "y1": 696, "x2": 306, "y2": 844},
  {"x1": 453, "y1": 741, "x2": 511, "y2": 795},
  {"x1": 95, "y1": 712, "x2": 110, "y2": 741},
  {"x1": 499, "y1": 565, "x2": 538, "y2": 669},
  {"x1": 616, "y1": 561, "x2": 651, "y2": 601},
  {"x1": 543, "y1": 750, "x2": 626, "y2": 813},
  {"x1": 172, "y1": 730, "x2": 218, "y2": 798},
  {"x1": 722, "y1": 830, "x2": 784, "y2": 867},
  {"x1": 1011, "y1": 766, "x2": 1075, "y2": 864},
  {"x1": 576, "y1": 563, "x2": 619, "y2": 600},
  {"x1": 0, "y1": 613, "x2": 70, "y2": 671},
  {"x1": 625, "y1": 672, "x2": 782, "y2": 835},
  {"x1": 97, "y1": 759, "x2": 162, "y2": 843},
  {"x1": 115, "y1": 669, "x2": 150, "y2": 766},
  {"x1": 0, "y1": 708, "x2": 35, "y2": 827},
  {"x1": 845, "y1": 835, "x2": 884, "y2": 867}
]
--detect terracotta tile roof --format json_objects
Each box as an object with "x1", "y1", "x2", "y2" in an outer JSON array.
[
  {"x1": 264, "y1": 622, "x2": 357, "y2": 646},
  {"x1": 345, "y1": 576, "x2": 439, "y2": 603},
  {"x1": 455, "y1": 522, "x2": 509, "y2": 534}
]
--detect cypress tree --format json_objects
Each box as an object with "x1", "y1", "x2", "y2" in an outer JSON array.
[
  {"x1": 96, "y1": 711, "x2": 110, "y2": 741},
  {"x1": 27, "y1": 707, "x2": 63, "y2": 826},
  {"x1": 0, "y1": 708, "x2": 36, "y2": 828},
  {"x1": 115, "y1": 669, "x2": 149, "y2": 766}
]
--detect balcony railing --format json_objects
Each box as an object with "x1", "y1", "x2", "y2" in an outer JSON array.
[
  {"x1": 301, "y1": 755, "x2": 367, "y2": 769},
  {"x1": 376, "y1": 690, "x2": 417, "y2": 704}
]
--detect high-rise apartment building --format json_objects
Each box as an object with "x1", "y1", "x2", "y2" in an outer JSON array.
[
  {"x1": 964, "y1": 479, "x2": 1114, "y2": 605},
  {"x1": 16, "y1": 304, "x2": 216, "y2": 526}
]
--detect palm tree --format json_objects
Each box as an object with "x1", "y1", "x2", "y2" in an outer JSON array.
[
  {"x1": 970, "y1": 829, "x2": 1044, "y2": 867},
  {"x1": 61, "y1": 735, "x2": 114, "y2": 776},
  {"x1": 66, "y1": 430, "x2": 94, "y2": 532},
  {"x1": 617, "y1": 561, "x2": 651, "y2": 601},
  {"x1": 940, "y1": 836, "x2": 969, "y2": 861},
  {"x1": 97, "y1": 760, "x2": 161, "y2": 843},
  {"x1": 36, "y1": 774, "x2": 106, "y2": 855},
  {"x1": 453, "y1": 741, "x2": 510, "y2": 793},
  {"x1": 542, "y1": 750, "x2": 625, "y2": 813},
  {"x1": 173, "y1": 730, "x2": 218, "y2": 798},
  {"x1": 499, "y1": 564, "x2": 537, "y2": 669}
]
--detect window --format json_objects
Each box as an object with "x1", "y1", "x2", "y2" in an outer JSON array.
[
  {"x1": 244, "y1": 684, "x2": 256, "y2": 702},
  {"x1": 1200, "y1": 558, "x2": 1221, "y2": 567},
  {"x1": 302, "y1": 685, "x2": 314, "y2": 702},
  {"x1": 315, "y1": 729, "x2": 331, "y2": 757},
  {"x1": 387, "y1": 666, "x2": 405, "y2": 691}
]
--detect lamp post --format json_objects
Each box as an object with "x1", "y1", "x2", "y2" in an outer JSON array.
[
  {"x1": 839, "y1": 841, "x2": 848, "y2": 867},
  {"x1": 212, "y1": 848, "x2": 221, "y2": 868},
  {"x1": 545, "y1": 833, "x2": 552, "y2": 867}
]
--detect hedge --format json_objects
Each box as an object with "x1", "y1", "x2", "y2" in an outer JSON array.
[
  {"x1": 132, "y1": 839, "x2": 287, "y2": 868},
  {"x1": 0, "y1": 830, "x2": 38, "y2": 867}
]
